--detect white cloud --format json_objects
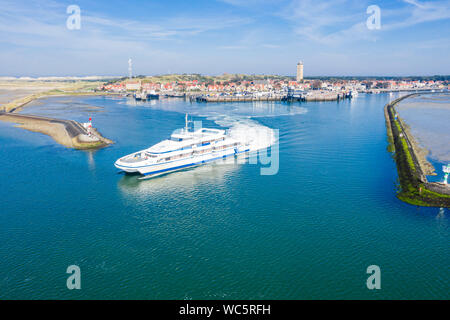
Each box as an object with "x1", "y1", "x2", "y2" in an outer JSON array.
[
  {"x1": 384, "y1": 0, "x2": 450, "y2": 30},
  {"x1": 278, "y1": 0, "x2": 450, "y2": 45},
  {"x1": 278, "y1": 0, "x2": 370, "y2": 45}
]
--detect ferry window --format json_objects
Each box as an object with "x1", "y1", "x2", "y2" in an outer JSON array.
[{"x1": 145, "y1": 153, "x2": 157, "y2": 158}]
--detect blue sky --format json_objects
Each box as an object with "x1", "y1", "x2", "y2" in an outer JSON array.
[{"x1": 1, "y1": 0, "x2": 449, "y2": 77}]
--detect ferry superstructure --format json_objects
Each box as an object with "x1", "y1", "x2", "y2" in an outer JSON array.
[{"x1": 114, "y1": 115, "x2": 250, "y2": 177}]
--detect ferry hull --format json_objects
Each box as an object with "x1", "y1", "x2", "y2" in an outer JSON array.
[
  {"x1": 139, "y1": 148, "x2": 239, "y2": 176},
  {"x1": 116, "y1": 147, "x2": 249, "y2": 178},
  {"x1": 114, "y1": 162, "x2": 141, "y2": 173}
]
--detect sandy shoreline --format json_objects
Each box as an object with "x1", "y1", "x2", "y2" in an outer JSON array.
[
  {"x1": 398, "y1": 118, "x2": 436, "y2": 176},
  {"x1": 394, "y1": 93, "x2": 450, "y2": 177},
  {"x1": 396, "y1": 94, "x2": 450, "y2": 164},
  {"x1": 2, "y1": 91, "x2": 115, "y2": 113}
]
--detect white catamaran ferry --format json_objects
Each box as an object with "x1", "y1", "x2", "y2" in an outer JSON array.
[{"x1": 114, "y1": 115, "x2": 250, "y2": 177}]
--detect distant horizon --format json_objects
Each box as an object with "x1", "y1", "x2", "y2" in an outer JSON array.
[{"x1": 1, "y1": 73, "x2": 450, "y2": 80}]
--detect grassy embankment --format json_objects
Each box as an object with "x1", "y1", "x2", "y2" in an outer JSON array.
[{"x1": 386, "y1": 99, "x2": 450, "y2": 207}]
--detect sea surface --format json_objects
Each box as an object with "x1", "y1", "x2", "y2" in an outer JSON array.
[{"x1": 0, "y1": 93, "x2": 449, "y2": 299}]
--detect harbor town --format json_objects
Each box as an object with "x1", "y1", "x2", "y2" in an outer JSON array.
[{"x1": 98, "y1": 63, "x2": 449, "y2": 102}]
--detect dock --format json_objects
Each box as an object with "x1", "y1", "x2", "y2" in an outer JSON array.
[
  {"x1": 191, "y1": 91, "x2": 351, "y2": 103},
  {"x1": 193, "y1": 95, "x2": 284, "y2": 102}
]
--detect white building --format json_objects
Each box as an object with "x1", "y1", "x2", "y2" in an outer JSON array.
[{"x1": 126, "y1": 81, "x2": 141, "y2": 91}]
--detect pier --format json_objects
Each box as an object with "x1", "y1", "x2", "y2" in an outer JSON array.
[
  {"x1": 191, "y1": 91, "x2": 351, "y2": 103},
  {"x1": 194, "y1": 95, "x2": 283, "y2": 103}
]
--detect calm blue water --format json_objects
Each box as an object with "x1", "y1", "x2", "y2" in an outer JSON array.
[{"x1": 0, "y1": 94, "x2": 448, "y2": 299}]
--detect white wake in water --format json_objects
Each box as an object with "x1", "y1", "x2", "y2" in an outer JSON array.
[{"x1": 210, "y1": 116, "x2": 277, "y2": 151}]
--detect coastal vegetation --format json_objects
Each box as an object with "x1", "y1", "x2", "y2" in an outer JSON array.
[{"x1": 385, "y1": 95, "x2": 450, "y2": 207}]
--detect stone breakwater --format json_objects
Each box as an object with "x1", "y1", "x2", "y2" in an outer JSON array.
[
  {"x1": 0, "y1": 112, "x2": 112, "y2": 149},
  {"x1": 385, "y1": 94, "x2": 450, "y2": 207}
]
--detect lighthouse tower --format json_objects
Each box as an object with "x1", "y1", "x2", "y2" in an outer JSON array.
[{"x1": 296, "y1": 61, "x2": 304, "y2": 82}]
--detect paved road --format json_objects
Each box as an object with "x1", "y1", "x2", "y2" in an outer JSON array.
[{"x1": 0, "y1": 112, "x2": 88, "y2": 138}]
